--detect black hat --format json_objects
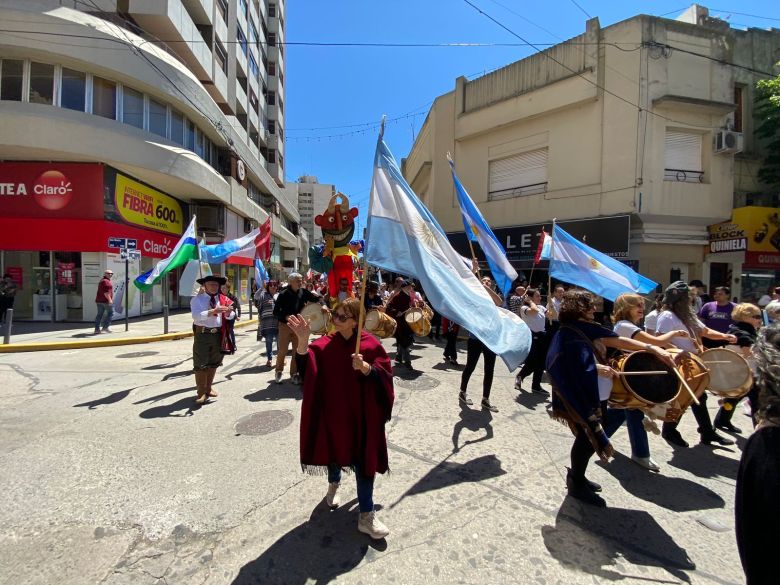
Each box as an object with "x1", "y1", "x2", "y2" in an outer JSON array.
[
  {"x1": 688, "y1": 279, "x2": 705, "y2": 287},
  {"x1": 663, "y1": 280, "x2": 690, "y2": 304},
  {"x1": 400, "y1": 279, "x2": 412, "y2": 288},
  {"x1": 197, "y1": 275, "x2": 227, "y2": 285}
]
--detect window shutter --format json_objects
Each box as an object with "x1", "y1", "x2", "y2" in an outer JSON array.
[
  {"x1": 664, "y1": 132, "x2": 702, "y2": 172},
  {"x1": 488, "y1": 148, "x2": 548, "y2": 198}
]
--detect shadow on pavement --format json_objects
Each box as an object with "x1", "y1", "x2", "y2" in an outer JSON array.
[
  {"x1": 244, "y1": 383, "x2": 302, "y2": 402},
  {"x1": 226, "y1": 365, "x2": 272, "y2": 380},
  {"x1": 161, "y1": 370, "x2": 193, "y2": 382},
  {"x1": 667, "y1": 444, "x2": 740, "y2": 480},
  {"x1": 431, "y1": 361, "x2": 464, "y2": 372},
  {"x1": 141, "y1": 358, "x2": 191, "y2": 371},
  {"x1": 515, "y1": 391, "x2": 549, "y2": 411},
  {"x1": 73, "y1": 387, "x2": 137, "y2": 409},
  {"x1": 392, "y1": 368, "x2": 424, "y2": 380},
  {"x1": 231, "y1": 499, "x2": 386, "y2": 585},
  {"x1": 542, "y1": 496, "x2": 694, "y2": 583},
  {"x1": 388, "y1": 454, "x2": 506, "y2": 509},
  {"x1": 133, "y1": 386, "x2": 198, "y2": 405},
  {"x1": 451, "y1": 403, "x2": 494, "y2": 452},
  {"x1": 599, "y1": 452, "x2": 725, "y2": 512},
  {"x1": 139, "y1": 396, "x2": 207, "y2": 418}
]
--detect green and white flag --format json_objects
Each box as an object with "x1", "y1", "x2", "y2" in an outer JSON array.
[{"x1": 134, "y1": 216, "x2": 199, "y2": 292}]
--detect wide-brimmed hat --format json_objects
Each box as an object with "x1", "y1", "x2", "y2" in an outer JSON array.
[{"x1": 197, "y1": 275, "x2": 227, "y2": 285}]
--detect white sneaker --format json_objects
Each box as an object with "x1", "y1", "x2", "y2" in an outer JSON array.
[
  {"x1": 358, "y1": 511, "x2": 390, "y2": 539},
  {"x1": 631, "y1": 455, "x2": 661, "y2": 472},
  {"x1": 274, "y1": 371, "x2": 283, "y2": 383},
  {"x1": 325, "y1": 482, "x2": 340, "y2": 508}
]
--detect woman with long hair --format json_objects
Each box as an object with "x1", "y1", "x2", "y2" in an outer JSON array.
[
  {"x1": 546, "y1": 290, "x2": 676, "y2": 507},
  {"x1": 515, "y1": 288, "x2": 549, "y2": 395}
]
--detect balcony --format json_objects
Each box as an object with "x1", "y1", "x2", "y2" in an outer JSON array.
[{"x1": 182, "y1": 0, "x2": 214, "y2": 25}]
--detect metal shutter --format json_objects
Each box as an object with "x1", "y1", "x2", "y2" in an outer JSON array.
[
  {"x1": 489, "y1": 148, "x2": 548, "y2": 198},
  {"x1": 664, "y1": 131, "x2": 702, "y2": 172}
]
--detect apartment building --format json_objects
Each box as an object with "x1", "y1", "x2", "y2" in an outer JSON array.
[
  {"x1": 402, "y1": 5, "x2": 780, "y2": 300},
  {"x1": 0, "y1": 0, "x2": 297, "y2": 321},
  {"x1": 284, "y1": 176, "x2": 336, "y2": 246}
]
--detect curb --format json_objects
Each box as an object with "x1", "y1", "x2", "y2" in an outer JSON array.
[{"x1": 0, "y1": 318, "x2": 259, "y2": 353}]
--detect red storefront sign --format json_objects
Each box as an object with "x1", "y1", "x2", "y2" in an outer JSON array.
[
  {"x1": 56, "y1": 262, "x2": 76, "y2": 285},
  {"x1": 746, "y1": 251, "x2": 780, "y2": 269},
  {"x1": 0, "y1": 218, "x2": 178, "y2": 259},
  {"x1": 0, "y1": 162, "x2": 104, "y2": 219}
]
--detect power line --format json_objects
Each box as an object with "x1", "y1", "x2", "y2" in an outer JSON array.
[
  {"x1": 709, "y1": 8, "x2": 780, "y2": 22},
  {"x1": 567, "y1": 0, "x2": 592, "y2": 19}
]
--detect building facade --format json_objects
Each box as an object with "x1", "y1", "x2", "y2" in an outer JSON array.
[
  {"x1": 0, "y1": 0, "x2": 300, "y2": 321},
  {"x1": 284, "y1": 176, "x2": 336, "y2": 246},
  {"x1": 402, "y1": 5, "x2": 780, "y2": 300}
]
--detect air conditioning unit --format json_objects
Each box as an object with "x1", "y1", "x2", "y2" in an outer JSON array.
[{"x1": 714, "y1": 130, "x2": 743, "y2": 154}]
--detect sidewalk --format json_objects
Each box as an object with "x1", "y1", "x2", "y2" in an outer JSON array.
[{"x1": 0, "y1": 303, "x2": 258, "y2": 352}]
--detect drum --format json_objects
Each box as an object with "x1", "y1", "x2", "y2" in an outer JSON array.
[
  {"x1": 422, "y1": 304, "x2": 434, "y2": 321},
  {"x1": 364, "y1": 309, "x2": 397, "y2": 338},
  {"x1": 647, "y1": 350, "x2": 710, "y2": 422},
  {"x1": 609, "y1": 351, "x2": 680, "y2": 410},
  {"x1": 301, "y1": 303, "x2": 332, "y2": 335},
  {"x1": 700, "y1": 348, "x2": 753, "y2": 399},
  {"x1": 405, "y1": 308, "x2": 431, "y2": 337}
]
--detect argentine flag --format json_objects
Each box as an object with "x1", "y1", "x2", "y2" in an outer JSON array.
[
  {"x1": 134, "y1": 216, "x2": 199, "y2": 292},
  {"x1": 200, "y1": 227, "x2": 262, "y2": 265},
  {"x1": 448, "y1": 156, "x2": 518, "y2": 299},
  {"x1": 549, "y1": 223, "x2": 657, "y2": 301},
  {"x1": 365, "y1": 132, "x2": 531, "y2": 370}
]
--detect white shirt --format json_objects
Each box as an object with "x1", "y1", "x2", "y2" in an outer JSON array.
[
  {"x1": 655, "y1": 310, "x2": 701, "y2": 353},
  {"x1": 644, "y1": 310, "x2": 659, "y2": 334},
  {"x1": 597, "y1": 374, "x2": 613, "y2": 401},
  {"x1": 191, "y1": 293, "x2": 235, "y2": 327},
  {"x1": 548, "y1": 296, "x2": 562, "y2": 321},
  {"x1": 521, "y1": 304, "x2": 546, "y2": 333},
  {"x1": 613, "y1": 319, "x2": 641, "y2": 339}
]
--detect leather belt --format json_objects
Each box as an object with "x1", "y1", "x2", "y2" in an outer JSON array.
[{"x1": 196, "y1": 326, "x2": 220, "y2": 334}]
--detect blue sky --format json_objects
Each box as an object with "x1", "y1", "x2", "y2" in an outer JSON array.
[{"x1": 284, "y1": 1, "x2": 779, "y2": 236}]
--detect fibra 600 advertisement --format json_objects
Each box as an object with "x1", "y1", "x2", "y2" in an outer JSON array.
[{"x1": 114, "y1": 173, "x2": 183, "y2": 236}]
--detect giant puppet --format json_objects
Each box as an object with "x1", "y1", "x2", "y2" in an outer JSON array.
[{"x1": 308, "y1": 192, "x2": 359, "y2": 305}]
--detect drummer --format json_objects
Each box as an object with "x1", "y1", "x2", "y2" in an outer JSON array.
[
  {"x1": 656, "y1": 281, "x2": 738, "y2": 448},
  {"x1": 386, "y1": 279, "x2": 421, "y2": 368},
  {"x1": 363, "y1": 281, "x2": 385, "y2": 311},
  {"x1": 605, "y1": 293, "x2": 690, "y2": 472}
]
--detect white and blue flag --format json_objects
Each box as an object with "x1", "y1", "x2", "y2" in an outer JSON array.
[
  {"x1": 549, "y1": 224, "x2": 657, "y2": 301},
  {"x1": 365, "y1": 132, "x2": 531, "y2": 370},
  {"x1": 254, "y1": 258, "x2": 269, "y2": 288},
  {"x1": 448, "y1": 156, "x2": 517, "y2": 299}
]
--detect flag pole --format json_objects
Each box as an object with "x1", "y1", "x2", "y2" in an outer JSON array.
[
  {"x1": 356, "y1": 116, "x2": 385, "y2": 356},
  {"x1": 529, "y1": 226, "x2": 544, "y2": 289},
  {"x1": 547, "y1": 218, "x2": 557, "y2": 322}
]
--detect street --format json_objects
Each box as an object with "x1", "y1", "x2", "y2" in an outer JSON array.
[{"x1": 0, "y1": 329, "x2": 745, "y2": 585}]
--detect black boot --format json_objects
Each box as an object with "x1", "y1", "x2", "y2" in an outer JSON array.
[
  {"x1": 699, "y1": 428, "x2": 735, "y2": 446},
  {"x1": 566, "y1": 469, "x2": 606, "y2": 507},
  {"x1": 714, "y1": 401, "x2": 743, "y2": 434}
]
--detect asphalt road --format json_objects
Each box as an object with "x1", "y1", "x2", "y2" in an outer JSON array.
[{"x1": 0, "y1": 328, "x2": 747, "y2": 584}]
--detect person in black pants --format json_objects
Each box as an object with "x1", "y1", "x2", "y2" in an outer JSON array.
[
  {"x1": 516, "y1": 288, "x2": 549, "y2": 394},
  {"x1": 458, "y1": 276, "x2": 503, "y2": 412}
]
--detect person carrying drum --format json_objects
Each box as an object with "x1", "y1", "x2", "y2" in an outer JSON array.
[
  {"x1": 606, "y1": 293, "x2": 690, "y2": 472},
  {"x1": 546, "y1": 290, "x2": 677, "y2": 507},
  {"x1": 713, "y1": 303, "x2": 763, "y2": 433},
  {"x1": 272, "y1": 273, "x2": 327, "y2": 384},
  {"x1": 288, "y1": 298, "x2": 395, "y2": 540},
  {"x1": 386, "y1": 279, "x2": 420, "y2": 368},
  {"x1": 656, "y1": 281, "x2": 738, "y2": 448}
]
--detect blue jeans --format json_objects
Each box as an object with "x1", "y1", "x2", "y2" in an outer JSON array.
[
  {"x1": 328, "y1": 464, "x2": 375, "y2": 512},
  {"x1": 264, "y1": 332, "x2": 277, "y2": 360},
  {"x1": 95, "y1": 302, "x2": 113, "y2": 330},
  {"x1": 603, "y1": 408, "x2": 650, "y2": 458}
]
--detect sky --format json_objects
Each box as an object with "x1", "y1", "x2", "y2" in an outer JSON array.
[{"x1": 284, "y1": 1, "x2": 779, "y2": 237}]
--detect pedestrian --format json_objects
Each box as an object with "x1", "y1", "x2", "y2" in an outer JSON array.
[
  {"x1": 546, "y1": 289, "x2": 676, "y2": 507},
  {"x1": 0, "y1": 273, "x2": 18, "y2": 324},
  {"x1": 459, "y1": 275, "x2": 503, "y2": 412},
  {"x1": 191, "y1": 275, "x2": 235, "y2": 404},
  {"x1": 254, "y1": 281, "x2": 279, "y2": 367},
  {"x1": 515, "y1": 288, "x2": 549, "y2": 395},
  {"x1": 386, "y1": 279, "x2": 420, "y2": 367},
  {"x1": 363, "y1": 281, "x2": 384, "y2": 310},
  {"x1": 757, "y1": 286, "x2": 780, "y2": 308},
  {"x1": 288, "y1": 297, "x2": 394, "y2": 539},
  {"x1": 735, "y1": 322, "x2": 780, "y2": 585},
  {"x1": 272, "y1": 272, "x2": 326, "y2": 384},
  {"x1": 699, "y1": 286, "x2": 736, "y2": 348},
  {"x1": 508, "y1": 286, "x2": 526, "y2": 317},
  {"x1": 643, "y1": 293, "x2": 663, "y2": 334},
  {"x1": 547, "y1": 284, "x2": 565, "y2": 338},
  {"x1": 442, "y1": 316, "x2": 460, "y2": 365},
  {"x1": 94, "y1": 269, "x2": 114, "y2": 334}
]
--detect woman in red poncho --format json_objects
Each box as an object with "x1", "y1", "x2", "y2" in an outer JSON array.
[{"x1": 288, "y1": 297, "x2": 395, "y2": 540}]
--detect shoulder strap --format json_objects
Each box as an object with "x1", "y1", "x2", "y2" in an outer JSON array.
[{"x1": 560, "y1": 323, "x2": 606, "y2": 364}]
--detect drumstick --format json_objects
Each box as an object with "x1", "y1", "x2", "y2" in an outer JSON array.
[
  {"x1": 618, "y1": 371, "x2": 670, "y2": 376},
  {"x1": 673, "y1": 368, "x2": 700, "y2": 406}
]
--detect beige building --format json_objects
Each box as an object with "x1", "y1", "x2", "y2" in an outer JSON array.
[
  {"x1": 403, "y1": 5, "x2": 780, "y2": 299},
  {"x1": 0, "y1": 0, "x2": 301, "y2": 320}
]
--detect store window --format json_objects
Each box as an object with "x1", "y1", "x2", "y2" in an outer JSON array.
[
  {"x1": 61, "y1": 67, "x2": 86, "y2": 111},
  {"x1": 92, "y1": 76, "x2": 116, "y2": 119},
  {"x1": 149, "y1": 98, "x2": 167, "y2": 138},
  {"x1": 122, "y1": 87, "x2": 144, "y2": 128},
  {"x1": 170, "y1": 109, "x2": 184, "y2": 145},
  {"x1": 29, "y1": 62, "x2": 54, "y2": 104},
  {"x1": 0, "y1": 59, "x2": 24, "y2": 101}
]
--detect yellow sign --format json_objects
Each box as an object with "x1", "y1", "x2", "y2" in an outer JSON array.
[
  {"x1": 114, "y1": 174, "x2": 183, "y2": 235},
  {"x1": 732, "y1": 206, "x2": 780, "y2": 253}
]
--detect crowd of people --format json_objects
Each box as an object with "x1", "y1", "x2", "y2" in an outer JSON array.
[{"x1": 188, "y1": 270, "x2": 779, "y2": 583}]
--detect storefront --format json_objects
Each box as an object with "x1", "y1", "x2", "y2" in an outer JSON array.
[
  {"x1": 706, "y1": 206, "x2": 780, "y2": 302},
  {"x1": 0, "y1": 162, "x2": 188, "y2": 321}
]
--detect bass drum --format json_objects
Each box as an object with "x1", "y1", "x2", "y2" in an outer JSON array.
[
  {"x1": 608, "y1": 350, "x2": 680, "y2": 410},
  {"x1": 645, "y1": 350, "x2": 710, "y2": 422},
  {"x1": 364, "y1": 309, "x2": 397, "y2": 338},
  {"x1": 301, "y1": 303, "x2": 332, "y2": 335},
  {"x1": 700, "y1": 347, "x2": 753, "y2": 399},
  {"x1": 405, "y1": 308, "x2": 431, "y2": 337}
]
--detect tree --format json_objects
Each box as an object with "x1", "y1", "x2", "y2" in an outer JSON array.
[{"x1": 754, "y1": 72, "x2": 780, "y2": 188}]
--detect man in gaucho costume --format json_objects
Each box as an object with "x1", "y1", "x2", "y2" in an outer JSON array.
[{"x1": 288, "y1": 297, "x2": 395, "y2": 539}]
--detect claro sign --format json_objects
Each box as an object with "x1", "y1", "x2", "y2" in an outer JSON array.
[{"x1": 0, "y1": 162, "x2": 104, "y2": 219}]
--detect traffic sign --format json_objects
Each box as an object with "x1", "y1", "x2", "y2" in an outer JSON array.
[
  {"x1": 127, "y1": 249, "x2": 141, "y2": 259},
  {"x1": 108, "y1": 237, "x2": 125, "y2": 248},
  {"x1": 125, "y1": 239, "x2": 138, "y2": 250}
]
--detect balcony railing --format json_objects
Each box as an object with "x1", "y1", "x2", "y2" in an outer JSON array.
[
  {"x1": 488, "y1": 182, "x2": 548, "y2": 201},
  {"x1": 664, "y1": 169, "x2": 704, "y2": 183}
]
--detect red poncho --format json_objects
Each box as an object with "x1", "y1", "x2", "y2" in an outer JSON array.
[{"x1": 299, "y1": 330, "x2": 395, "y2": 477}]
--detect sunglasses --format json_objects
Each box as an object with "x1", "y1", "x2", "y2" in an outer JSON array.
[{"x1": 333, "y1": 312, "x2": 352, "y2": 323}]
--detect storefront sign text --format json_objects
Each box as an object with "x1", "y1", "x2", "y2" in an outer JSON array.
[{"x1": 115, "y1": 174, "x2": 183, "y2": 236}]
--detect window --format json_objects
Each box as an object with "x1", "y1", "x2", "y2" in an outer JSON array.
[
  {"x1": 249, "y1": 21, "x2": 259, "y2": 49},
  {"x1": 122, "y1": 87, "x2": 144, "y2": 128},
  {"x1": 92, "y1": 76, "x2": 116, "y2": 119},
  {"x1": 267, "y1": 149, "x2": 276, "y2": 164},
  {"x1": 149, "y1": 99, "x2": 167, "y2": 138},
  {"x1": 268, "y1": 33, "x2": 276, "y2": 47},
  {"x1": 1, "y1": 60, "x2": 24, "y2": 101},
  {"x1": 269, "y1": 3, "x2": 276, "y2": 17},
  {"x1": 249, "y1": 88, "x2": 259, "y2": 113},
  {"x1": 267, "y1": 90, "x2": 275, "y2": 105},
  {"x1": 238, "y1": 0, "x2": 248, "y2": 18},
  {"x1": 488, "y1": 148, "x2": 548, "y2": 200},
  {"x1": 268, "y1": 62, "x2": 276, "y2": 76},
  {"x1": 215, "y1": 41, "x2": 228, "y2": 74},
  {"x1": 664, "y1": 131, "x2": 703, "y2": 183},
  {"x1": 248, "y1": 53, "x2": 259, "y2": 79},
  {"x1": 734, "y1": 86, "x2": 743, "y2": 133},
  {"x1": 268, "y1": 120, "x2": 275, "y2": 134},
  {"x1": 170, "y1": 109, "x2": 184, "y2": 145},
  {"x1": 195, "y1": 128, "x2": 205, "y2": 158},
  {"x1": 185, "y1": 119, "x2": 195, "y2": 150},
  {"x1": 216, "y1": 0, "x2": 228, "y2": 22},
  {"x1": 29, "y1": 62, "x2": 54, "y2": 104},
  {"x1": 61, "y1": 67, "x2": 86, "y2": 111},
  {"x1": 237, "y1": 25, "x2": 248, "y2": 57}
]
